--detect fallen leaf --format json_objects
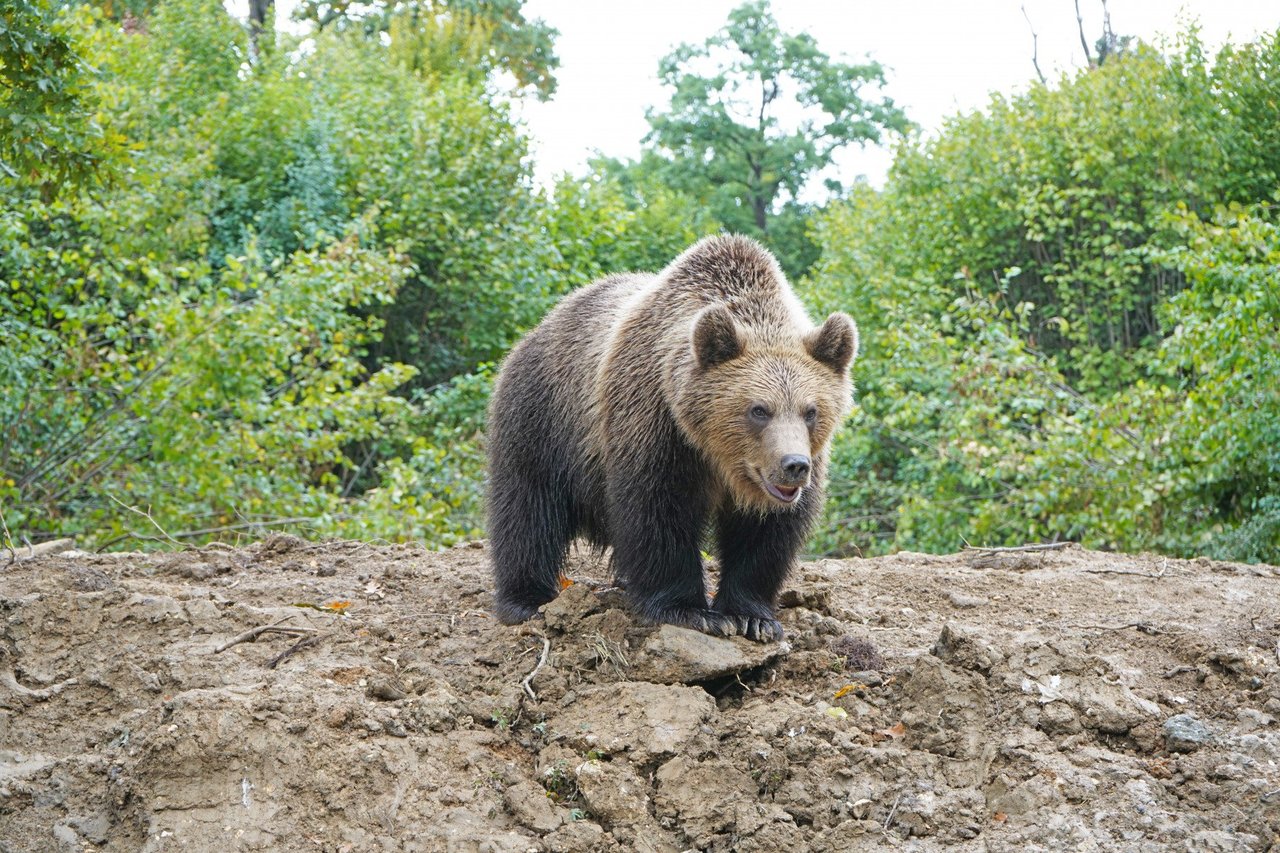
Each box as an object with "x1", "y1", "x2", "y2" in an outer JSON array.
[
  {"x1": 834, "y1": 682, "x2": 868, "y2": 700},
  {"x1": 875, "y1": 721, "x2": 906, "y2": 741},
  {"x1": 323, "y1": 600, "x2": 352, "y2": 612},
  {"x1": 558, "y1": 575, "x2": 575, "y2": 590}
]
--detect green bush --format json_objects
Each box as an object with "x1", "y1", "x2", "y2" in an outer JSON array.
[{"x1": 805, "y1": 29, "x2": 1280, "y2": 562}]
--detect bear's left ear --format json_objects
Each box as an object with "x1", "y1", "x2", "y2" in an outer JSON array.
[
  {"x1": 692, "y1": 304, "x2": 744, "y2": 370},
  {"x1": 805, "y1": 312, "x2": 859, "y2": 373}
]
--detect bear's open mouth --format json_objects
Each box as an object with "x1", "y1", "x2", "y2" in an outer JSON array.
[{"x1": 761, "y1": 478, "x2": 801, "y2": 504}]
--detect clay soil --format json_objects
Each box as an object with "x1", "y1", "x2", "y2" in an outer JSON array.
[{"x1": 2, "y1": 537, "x2": 1278, "y2": 852}]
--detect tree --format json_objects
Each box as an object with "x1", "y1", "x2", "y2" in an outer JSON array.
[
  {"x1": 0, "y1": 1, "x2": 105, "y2": 197},
  {"x1": 637, "y1": 0, "x2": 908, "y2": 274},
  {"x1": 248, "y1": 0, "x2": 273, "y2": 61},
  {"x1": 294, "y1": 0, "x2": 558, "y2": 100}
]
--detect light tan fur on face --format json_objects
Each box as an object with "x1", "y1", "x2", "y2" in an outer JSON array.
[
  {"x1": 675, "y1": 348, "x2": 850, "y2": 512},
  {"x1": 587, "y1": 235, "x2": 857, "y2": 513}
]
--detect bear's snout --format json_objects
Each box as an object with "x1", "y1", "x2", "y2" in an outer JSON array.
[{"x1": 780, "y1": 454, "x2": 811, "y2": 484}]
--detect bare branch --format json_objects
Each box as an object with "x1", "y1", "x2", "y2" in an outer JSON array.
[
  {"x1": 0, "y1": 503, "x2": 15, "y2": 566},
  {"x1": 1021, "y1": 5, "x2": 1047, "y2": 84},
  {"x1": 1098, "y1": 0, "x2": 1116, "y2": 65},
  {"x1": 106, "y1": 495, "x2": 184, "y2": 549},
  {"x1": 214, "y1": 618, "x2": 316, "y2": 654},
  {"x1": 266, "y1": 634, "x2": 322, "y2": 669},
  {"x1": 1074, "y1": 0, "x2": 1095, "y2": 67},
  {"x1": 964, "y1": 541, "x2": 1074, "y2": 555},
  {"x1": 521, "y1": 635, "x2": 551, "y2": 702}
]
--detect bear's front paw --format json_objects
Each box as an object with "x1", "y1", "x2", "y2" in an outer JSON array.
[
  {"x1": 733, "y1": 615, "x2": 784, "y2": 643},
  {"x1": 712, "y1": 602, "x2": 785, "y2": 643},
  {"x1": 645, "y1": 606, "x2": 740, "y2": 638}
]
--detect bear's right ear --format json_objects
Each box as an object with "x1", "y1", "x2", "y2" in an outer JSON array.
[{"x1": 692, "y1": 304, "x2": 744, "y2": 370}]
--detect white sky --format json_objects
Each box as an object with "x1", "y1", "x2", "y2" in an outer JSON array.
[{"x1": 514, "y1": 1, "x2": 1279, "y2": 189}]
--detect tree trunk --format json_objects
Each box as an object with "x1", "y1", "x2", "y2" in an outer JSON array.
[
  {"x1": 752, "y1": 193, "x2": 768, "y2": 233},
  {"x1": 249, "y1": 0, "x2": 274, "y2": 63},
  {"x1": 749, "y1": 160, "x2": 767, "y2": 233}
]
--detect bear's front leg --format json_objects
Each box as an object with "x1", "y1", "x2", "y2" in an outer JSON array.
[
  {"x1": 713, "y1": 501, "x2": 814, "y2": 642},
  {"x1": 606, "y1": 439, "x2": 739, "y2": 638}
]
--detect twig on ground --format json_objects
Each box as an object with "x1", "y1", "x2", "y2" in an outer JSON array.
[
  {"x1": 965, "y1": 542, "x2": 1074, "y2": 554},
  {"x1": 5, "y1": 537, "x2": 77, "y2": 566},
  {"x1": 1162, "y1": 665, "x2": 1197, "y2": 679},
  {"x1": 266, "y1": 634, "x2": 323, "y2": 669},
  {"x1": 215, "y1": 617, "x2": 316, "y2": 653},
  {"x1": 1082, "y1": 562, "x2": 1168, "y2": 579},
  {"x1": 1071, "y1": 621, "x2": 1177, "y2": 636},
  {"x1": 521, "y1": 635, "x2": 551, "y2": 702},
  {"x1": 1262, "y1": 788, "x2": 1280, "y2": 802},
  {"x1": 0, "y1": 504, "x2": 16, "y2": 565},
  {"x1": 883, "y1": 792, "x2": 902, "y2": 831},
  {"x1": 95, "y1": 515, "x2": 340, "y2": 552}
]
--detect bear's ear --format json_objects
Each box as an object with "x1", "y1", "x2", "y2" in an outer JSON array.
[
  {"x1": 805, "y1": 312, "x2": 859, "y2": 372},
  {"x1": 692, "y1": 304, "x2": 744, "y2": 370}
]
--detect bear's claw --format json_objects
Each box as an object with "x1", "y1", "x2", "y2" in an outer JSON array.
[
  {"x1": 641, "y1": 605, "x2": 784, "y2": 642},
  {"x1": 646, "y1": 606, "x2": 740, "y2": 638},
  {"x1": 738, "y1": 616, "x2": 784, "y2": 643}
]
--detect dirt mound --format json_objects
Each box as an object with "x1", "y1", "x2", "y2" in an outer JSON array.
[{"x1": 2, "y1": 541, "x2": 1278, "y2": 851}]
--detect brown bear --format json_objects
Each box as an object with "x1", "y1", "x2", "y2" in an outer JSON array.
[{"x1": 486, "y1": 235, "x2": 857, "y2": 641}]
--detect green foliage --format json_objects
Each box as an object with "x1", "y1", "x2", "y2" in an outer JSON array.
[
  {"x1": 624, "y1": 0, "x2": 907, "y2": 277},
  {"x1": 295, "y1": 0, "x2": 559, "y2": 100},
  {"x1": 546, "y1": 168, "x2": 718, "y2": 278},
  {"x1": 4, "y1": 1, "x2": 1278, "y2": 571},
  {"x1": 0, "y1": 0, "x2": 724, "y2": 551},
  {"x1": 0, "y1": 0, "x2": 569, "y2": 549},
  {"x1": 0, "y1": 1, "x2": 106, "y2": 196},
  {"x1": 806, "y1": 30, "x2": 1280, "y2": 563},
  {"x1": 309, "y1": 26, "x2": 564, "y2": 383},
  {"x1": 826, "y1": 30, "x2": 1280, "y2": 393}
]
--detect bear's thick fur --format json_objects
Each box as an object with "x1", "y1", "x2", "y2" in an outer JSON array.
[{"x1": 487, "y1": 235, "x2": 857, "y2": 641}]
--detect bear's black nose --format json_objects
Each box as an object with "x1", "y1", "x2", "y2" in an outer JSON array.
[{"x1": 781, "y1": 454, "x2": 811, "y2": 481}]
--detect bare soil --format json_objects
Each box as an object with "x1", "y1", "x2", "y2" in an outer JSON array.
[{"x1": 2, "y1": 537, "x2": 1278, "y2": 851}]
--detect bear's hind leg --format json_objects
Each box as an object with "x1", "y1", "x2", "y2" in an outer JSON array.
[{"x1": 489, "y1": 474, "x2": 571, "y2": 625}]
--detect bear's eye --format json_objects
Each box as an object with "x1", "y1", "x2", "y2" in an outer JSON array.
[
  {"x1": 804, "y1": 406, "x2": 818, "y2": 426},
  {"x1": 748, "y1": 404, "x2": 770, "y2": 422}
]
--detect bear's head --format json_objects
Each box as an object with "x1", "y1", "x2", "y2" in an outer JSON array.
[{"x1": 678, "y1": 304, "x2": 858, "y2": 512}]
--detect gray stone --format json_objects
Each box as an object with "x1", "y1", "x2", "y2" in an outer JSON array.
[
  {"x1": 575, "y1": 760, "x2": 663, "y2": 839},
  {"x1": 542, "y1": 583, "x2": 605, "y2": 630},
  {"x1": 548, "y1": 682, "x2": 714, "y2": 763},
  {"x1": 631, "y1": 624, "x2": 789, "y2": 684},
  {"x1": 543, "y1": 819, "x2": 615, "y2": 853},
  {"x1": 503, "y1": 779, "x2": 563, "y2": 833},
  {"x1": 947, "y1": 591, "x2": 988, "y2": 608},
  {"x1": 932, "y1": 623, "x2": 1003, "y2": 674},
  {"x1": 1061, "y1": 676, "x2": 1155, "y2": 735},
  {"x1": 1038, "y1": 699, "x2": 1082, "y2": 736},
  {"x1": 1164, "y1": 714, "x2": 1213, "y2": 752}
]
